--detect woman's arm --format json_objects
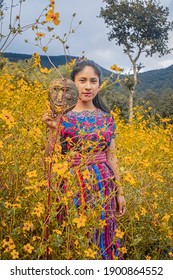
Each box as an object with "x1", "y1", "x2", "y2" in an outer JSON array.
[
  {"x1": 106, "y1": 139, "x2": 120, "y2": 182},
  {"x1": 106, "y1": 138, "x2": 126, "y2": 217}
]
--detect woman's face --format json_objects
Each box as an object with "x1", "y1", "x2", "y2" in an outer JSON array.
[{"x1": 74, "y1": 66, "x2": 100, "y2": 103}]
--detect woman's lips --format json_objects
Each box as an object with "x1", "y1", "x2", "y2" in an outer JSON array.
[{"x1": 83, "y1": 92, "x2": 92, "y2": 95}]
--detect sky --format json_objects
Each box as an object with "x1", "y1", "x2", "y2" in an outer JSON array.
[{"x1": 1, "y1": 0, "x2": 173, "y2": 73}]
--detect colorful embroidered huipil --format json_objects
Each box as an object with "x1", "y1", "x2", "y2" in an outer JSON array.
[{"x1": 59, "y1": 108, "x2": 120, "y2": 259}]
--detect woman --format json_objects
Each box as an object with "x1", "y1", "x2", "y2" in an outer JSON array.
[{"x1": 43, "y1": 60, "x2": 126, "y2": 259}]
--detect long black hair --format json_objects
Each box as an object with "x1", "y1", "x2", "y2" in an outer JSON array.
[{"x1": 71, "y1": 59, "x2": 110, "y2": 113}]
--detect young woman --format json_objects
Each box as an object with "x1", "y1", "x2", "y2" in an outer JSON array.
[{"x1": 42, "y1": 60, "x2": 126, "y2": 259}]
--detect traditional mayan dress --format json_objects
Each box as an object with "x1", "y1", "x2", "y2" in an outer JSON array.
[{"x1": 59, "y1": 108, "x2": 120, "y2": 259}]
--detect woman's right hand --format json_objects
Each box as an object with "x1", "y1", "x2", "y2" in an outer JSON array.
[{"x1": 42, "y1": 111, "x2": 58, "y2": 129}]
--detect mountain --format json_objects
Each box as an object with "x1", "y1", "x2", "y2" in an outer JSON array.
[
  {"x1": 2, "y1": 52, "x2": 112, "y2": 77},
  {"x1": 2, "y1": 52, "x2": 173, "y2": 92},
  {"x1": 137, "y1": 65, "x2": 173, "y2": 93}
]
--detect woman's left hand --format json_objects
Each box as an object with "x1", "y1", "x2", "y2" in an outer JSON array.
[{"x1": 115, "y1": 195, "x2": 126, "y2": 217}]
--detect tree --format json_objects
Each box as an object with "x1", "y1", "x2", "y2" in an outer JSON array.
[{"x1": 99, "y1": 0, "x2": 173, "y2": 121}]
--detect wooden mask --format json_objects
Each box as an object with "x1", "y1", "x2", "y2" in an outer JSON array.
[{"x1": 48, "y1": 78, "x2": 78, "y2": 115}]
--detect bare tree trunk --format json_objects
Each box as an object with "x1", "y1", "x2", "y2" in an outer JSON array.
[
  {"x1": 129, "y1": 61, "x2": 137, "y2": 122},
  {"x1": 129, "y1": 89, "x2": 134, "y2": 123}
]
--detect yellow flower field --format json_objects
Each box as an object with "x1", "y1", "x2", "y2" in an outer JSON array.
[{"x1": 0, "y1": 70, "x2": 172, "y2": 260}]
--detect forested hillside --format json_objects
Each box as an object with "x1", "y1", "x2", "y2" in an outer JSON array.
[
  {"x1": 3, "y1": 52, "x2": 173, "y2": 92},
  {"x1": 137, "y1": 65, "x2": 173, "y2": 93},
  {"x1": 2, "y1": 52, "x2": 173, "y2": 121},
  {"x1": 3, "y1": 52, "x2": 112, "y2": 77}
]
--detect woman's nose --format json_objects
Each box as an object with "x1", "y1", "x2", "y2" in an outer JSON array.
[{"x1": 85, "y1": 81, "x2": 91, "y2": 90}]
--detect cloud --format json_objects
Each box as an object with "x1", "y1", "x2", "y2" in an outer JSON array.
[
  {"x1": 154, "y1": 57, "x2": 173, "y2": 69},
  {"x1": 2, "y1": 0, "x2": 173, "y2": 72}
]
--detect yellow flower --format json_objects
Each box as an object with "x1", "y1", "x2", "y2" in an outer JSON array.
[
  {"x1": 40, "y1": 67, "x2": 51, "y2": 74},
  {"x1": 4, "y1": 247, "x2": 11, "y2": 253},
  {"x1": 11, "y1": 250, "x2": 19, "y2": 259},
  {"x1": 52, "y1": 162, "x2": 68, "y2": 176},
  {"x1": 115, "y1": 229, "x2": 125, "y2": 239},
  {"x1": 32, "y1": 52, "x2": 41, "y2": 67},
  {"x1": 61, "y1": 196, "x2": 68, "y2": 205},
  {"x1": 141, "y1": 159, "x2": 151, "y2": 167},
  {"x1": 166, "y1": 229, "x2": 172, "y2": 240},
  {"x1": 31, "y1": 208, "x2": 42, "y2": 218},
  {"x1": 8, "y1": 238, "x2": 14, "y2": 246},
  {"x1": 8, "y1": 243, "x2": 16, "y2": 250},
  {"x1": 36, "y1": 32, "x2": 46, "y2": 37},
  {"x1": 47, "y1": 247, "x2": 53, "y2": 255},
  {"x1": 2, "y1": 239, "x2": 10, "y2": 248},
  {"x1": 141, "y1": 207, "x2": 147, "y2": 216},
  {"x1": 53, "y1": 229, "x2": 62, "y2": 235},
  {"x1": 84, "y1": 248, "x2": 97, "y2": 259},
  {"x1": 74, "y1": 240, "x2": 79, "y2": 246},
  {"x1": 68, "y1": 59, "x2": 76, "y2": 68},
  {"x1": 31, "y1": 202, "x2": 44, "y2": 218},
  {"x1": 156, "y1": 176, "x2": 164, "y2": 183},
  {"x1": 32, "y1": 236, "x2": 41, "y2": 242},
  {"x1": 1, "y1": 239, "x2": 14, "y2": 248},
  {"x1": 110, "y1": 64, "x2": 124, "y2": 72},
  {"x1": 134, "y1": 212, "x2": 140, "y2": 221},
  {"x1": 26, "y1": 170, "x2": 37, "y2": 178},
  {"x1": 2, "y1": 238, "x2": 16, "y2": 253},
  {"x1": 46, "y1": 8, "x2": 60, "y2": 26},
  {"x1": 0, "y1": 109, "x2": 16, "y2": 128},
  {"x1": 42, "y1": 46, "x2": 48, "y2": 52},
  {"x1": 4, "y1": 133, "x2": 12, "y2": 140},
  {"x1": 100, "y1": 80, "x2": 108, "y2": 90},
  {"x1": 145, "y1": 255, "x2": 151, "y2": 260},
  {"x1": 66, "y1": 191, "x2": 74, "y2": 197},
  {"x1": 162, "y1": 213, "x2": 170, "y2": 222},
  {"x1": 0, "y1": 140, "x2": 3, "y2": 148},
  {"x1": 23, "y1": 221, "x2": 33, "y2": 231},
  {"x1": 50, "y1": 0, "x2": 55, "y2": 8},
  {"x1": 153, "y1": 192, "x2": 158, "y2": 198},
  {"x1": 15, "y1": 196, "x2": 21, "y2": 202},
  {"x1": 82, "y1": 169, "x2": 91, "y2": 180},
  {"x1": 160, "y1": 117, "x2": 171, "y2": 123},
  {"x1": 119, "y1": 247, "x2": 127, "y2": 254},
  {"x1": 73, "y1": 214, "x2": 87, "y2": 228},
  {"x1": 168, "y1": 252, "x2": 173, "y2": 257},
  {"x1": 23, "y1": 243, "x2": 34, "y2": 254},
  {"x1": 152, "y1": 202, "x2": 158, "y2": 209},
  {"x1": 124, "y1": 172, "x2": 136, "y2": 186},
  {"x1": 4, "y1": 201, "x2": 12, "y2": 208},
  {"x1": 98, "y1": 219, "x2": 106, "y2": 227},
  {"x1": 12, "y1": 203, "x2": 21, "y2": 209},
  {"x1": 62, "y1": 221, "x2": 67, "y2": 228}
]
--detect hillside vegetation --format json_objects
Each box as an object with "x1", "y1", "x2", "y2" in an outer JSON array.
[{"x1": 2, "y1": 52, "x2": 173, "y2": 122}]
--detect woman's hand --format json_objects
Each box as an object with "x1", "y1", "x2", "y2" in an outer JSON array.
[
  {"x1": 115, "y1": 195, "x2": 126, "y2": 217},
  {"x1": 42, "y1": 111, "x2": 58, "y2": 129}
]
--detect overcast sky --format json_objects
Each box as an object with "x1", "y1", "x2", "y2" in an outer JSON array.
[{"x1": 2, "y1": 0, "x2": 173, "y2": 73}]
